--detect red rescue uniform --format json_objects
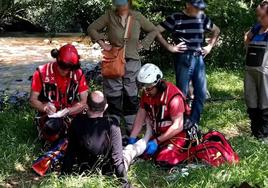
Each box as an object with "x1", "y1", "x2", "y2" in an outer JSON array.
[
  {"x1": 31, "y1": 62, "x2": 88, "y2": 110},
  {"x1": 140, "y1": 81, "x2": 190, "y2": 165},
  {"x1": 31, "y1": 62, "x2": 88, "y2": 142}
]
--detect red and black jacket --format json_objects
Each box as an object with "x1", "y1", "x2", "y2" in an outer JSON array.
[
  {"x1": 37, "y1": 62, "x2": 84, "y2": 110},
  {"x1": 141, "y1": 82, "x2": 190, "y2": 134}
]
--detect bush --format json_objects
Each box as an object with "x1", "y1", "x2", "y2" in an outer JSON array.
[
  {"x1": 205, "y1": 0, "x2": 256, "y2": 69},
  {"x1": 0, "y1": 0, "x2": 111, "y2": 32},
  {"x1": 0, "y1": 0, "x2": 263, "y2": 68},
  {"x1": 137, "y1": 0, "x2": 258, "y2": 69}
]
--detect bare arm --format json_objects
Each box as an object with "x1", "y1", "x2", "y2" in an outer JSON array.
[
  {"x1": 202, "y1": 24, "x2": 220, "y2": 56},
  {"x1": 29, "y1": 91, "x2": 55, "y2": 114},
  {"x1": 244, "y1": 30, "x2": 253, "y2": 45},
  {"x1": 68, "y1": 91, "x2": 88, "y2": 115},
  {"x1": 156, "y1": 114, "x2": 184, "y2": 143},
  {"x1": 156, "y1": 25, "x2": 188, "y2": 53},
  {"x1": 130, "y1": 107, "x2": 147, "y2": 138},
  {"x1": 206, "y1": 24, "x2": 220, "y2": 48},
  {"x1": 155, "y1": 96, "x2": 184, "y2": 143},
  {"x1": 156, "y1": 25, "x2": 169, "y2": 49}
]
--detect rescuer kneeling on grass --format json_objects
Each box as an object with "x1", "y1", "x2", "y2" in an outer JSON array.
[
  {"x1": 29, "y1": 44, "x2": 88, "y2": 144},
  {"x1": 128, "y1": 64, "x2": 191, "y2": 166}
]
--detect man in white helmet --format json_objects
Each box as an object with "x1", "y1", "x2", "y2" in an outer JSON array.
[{"x1": 128, "y1": 64, "x2": 190, "y2": 166}]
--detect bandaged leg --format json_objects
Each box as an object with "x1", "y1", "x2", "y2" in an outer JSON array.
[{"x1": 123, "y1": 123, "x2": 152, "y2": 171}]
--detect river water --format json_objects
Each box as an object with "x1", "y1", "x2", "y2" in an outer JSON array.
[{"x1": 0, "y1": 33, "x2": 102, "y2": 98}]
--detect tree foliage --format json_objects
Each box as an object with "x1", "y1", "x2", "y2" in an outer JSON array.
[
  {"x1": 134, "y1": 0, "x2": 258, "y2": 69},
  {"x1": 0, "y1": 0, "x2": 264, "y2": 68}
]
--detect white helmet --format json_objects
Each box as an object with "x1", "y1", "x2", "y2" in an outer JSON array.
[{"x1": 137, "y1": 63, "x2": 163, "y2": 87}]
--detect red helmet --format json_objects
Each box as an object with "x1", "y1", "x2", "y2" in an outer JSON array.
[{"x1": 51, "y1": 44, "x2": 80, "y2": 70}]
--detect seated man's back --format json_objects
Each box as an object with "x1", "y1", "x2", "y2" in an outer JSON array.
[
  {"x1": 62, "y1": 91, "x2": 127, "y2": 183},
  {"x1": 74, "y1": 116, "x2": 112, "y2": 156}
]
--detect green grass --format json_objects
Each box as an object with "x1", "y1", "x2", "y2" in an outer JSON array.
[{"x1": 1, "y1": 68, "x2": 268, "y2": 188}]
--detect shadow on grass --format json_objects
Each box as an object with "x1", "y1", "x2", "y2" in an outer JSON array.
[
  {"x1": 1, "y1": 68, "x2": 262, "y2": 188},
  {"x1": 208, "y1": 89, "x2": 243, "y2": 101},
  {"x1": 164, "y1": 67, "x2": 244, "y2": 100},
  {"x1": 2, "y1": 171, "x2": 42, "y2": 187},
  {"x1": 0, "y1": 107, "x2": 43, "y2": 187},
  {"x1": 130, "y1": 133, "x2": 267, "y2": 188},
  {"x1": 201, "y1": 99, "x2": 248, "y2": 135}
]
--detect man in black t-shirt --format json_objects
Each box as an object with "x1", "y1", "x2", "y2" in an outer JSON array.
[{"x1": 62, "y1": 91, "x2": 129, "y2": 187}]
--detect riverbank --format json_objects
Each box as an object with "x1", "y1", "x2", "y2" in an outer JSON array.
[{"x1": 0, "y1": 33, "x2": 102, "y2": 102}]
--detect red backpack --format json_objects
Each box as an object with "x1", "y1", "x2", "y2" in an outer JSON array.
[
  {"x1": 189, "y1": 131, "x2": 240, "y2": 166},
  {"x1": 155, "y1": 131, "x2": 239, "y2": 167}
]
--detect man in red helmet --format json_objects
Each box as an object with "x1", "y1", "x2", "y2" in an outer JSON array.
[{"x1": 29, "y1": 44, "x2": 88, "y2": 143}]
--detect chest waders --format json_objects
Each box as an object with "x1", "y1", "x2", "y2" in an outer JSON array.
[{"x1": 245, "y1": 41, "x2": 268, "y2": 138}]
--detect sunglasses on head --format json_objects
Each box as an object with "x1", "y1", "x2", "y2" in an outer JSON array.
[
  {"x1": 143, "y1": 85, "x2": 155, "y2": 92},
  {"x1": 139, "y1": 79, "x2": 161, "y2": 92},
  {"x1": 57, "y1": 61, "x2": 80, "y2": 71}
]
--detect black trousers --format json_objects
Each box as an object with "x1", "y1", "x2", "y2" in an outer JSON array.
[
  {"x1": 35, "y1": 115, "x2": 70, "y2": 143},
  {"x1": 103, "y1": 59, "x2": 141, "y2": 133},
  {"x1": 248, "y1": 108, "x2": 268, "y2": 138}
]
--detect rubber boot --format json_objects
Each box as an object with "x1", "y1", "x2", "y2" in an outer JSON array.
[
  {"x1": 261, "y1": 109, "x2": 268, "y2": 139},
  {"x1": 248, "y1": 108, "x2": 262, "y2": 138}
]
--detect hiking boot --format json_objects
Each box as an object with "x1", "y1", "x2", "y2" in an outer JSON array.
[{"x1": 248, "y1": 108, "x2": 262, "y2": 138}]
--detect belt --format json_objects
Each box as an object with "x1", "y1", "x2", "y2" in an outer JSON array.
[{"x1": 181, "y1": 51, "x2": 202, "y2": 56}]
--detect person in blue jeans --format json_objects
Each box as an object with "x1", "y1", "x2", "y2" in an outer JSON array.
[{"x1": 156, "y1": 0, "x2": 220, "y2": 128}]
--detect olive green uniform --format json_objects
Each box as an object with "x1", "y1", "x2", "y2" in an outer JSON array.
[{"x1": 88, "y1": 10, "x2": 157, "y2": 133}]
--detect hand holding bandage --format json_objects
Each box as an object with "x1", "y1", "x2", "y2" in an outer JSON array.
[
  {"x1": 43, "y1": 102, "x2": 56, "y2": 115},
  {"x1": 48, "y1": 108, "x2": 70, "y2": 118}
]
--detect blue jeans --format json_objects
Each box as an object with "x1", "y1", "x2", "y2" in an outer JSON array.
[{"x1": 174, "y1": 53, "x2": 207, "y2": 124}]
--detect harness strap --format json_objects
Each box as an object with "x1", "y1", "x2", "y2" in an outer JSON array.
[
  {"x1": 37, "y1": 62, "x2": 82, "y2": 108},
  {"x1": 160, "y1": 86, "x2": 169, "y2": 120},
  {"x1": 252, "y1": 25, "x2": 268, "y2": 41},
  {"x1": 148, "y1": 84, "x2": 190, "y2": 133}
]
